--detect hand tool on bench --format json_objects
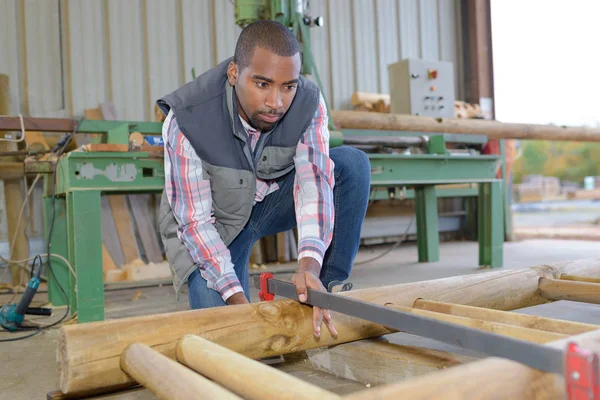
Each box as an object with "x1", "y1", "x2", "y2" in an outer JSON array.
[{"x1": 255, "y1": 272, "x2": 600, "y2": 400}]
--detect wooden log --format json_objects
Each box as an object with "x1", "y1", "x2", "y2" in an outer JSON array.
[
  {"x1": 286, "y1": 336, "x2": 476, "y2": 386},
  {"x1": 345, "y1": 328, "x2": 600, "y2": 400},
  {"x1": 57, "y1": 257, "x2": 600, "y2": 396},
  {"x1": 330, "y1": 110, "x2": 600, "y2": 142},
  {"x1": 560, "y1": 274, "x2": 600, "y2": 284},
  {"x1": 343, "y1": 357, "x2": 559, "y2": 400},
  {"x1": 58, "y1": 299, "x2": 390, "y2": 396},
  {"x1": 177, "y1": 335, "x2": 340, "y2": 400},
  {"x1": 412, "y1": 299, "x2": 599, "y2": 335},
  {"x1": 120, "y1": 343, "x2": 241, "y2": 400},
  {"x1": 386, "y1": 304, "x2": 565, "y2": 343},
  {"x1": 539, "y1": 277, "x2": 600, "y2": 304}
]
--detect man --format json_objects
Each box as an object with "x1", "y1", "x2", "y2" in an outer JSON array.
[{"x1": 157, "y1": 20, "x2": 370, "y2": 338}]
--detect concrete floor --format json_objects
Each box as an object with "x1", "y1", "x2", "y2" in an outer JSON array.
[{"x1": 2, "y1": 238, "x2": 600, "y2": 399}]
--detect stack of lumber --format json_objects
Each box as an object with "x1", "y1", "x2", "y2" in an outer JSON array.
[
  {"x1": 351, "y1": 92, "x2": 390, "y2": 113},
  {"x1": 53, "y1": 257, "x2": 600, "y2": 399},
  {"x1": 350, "y1": 92, "x2": 482, "y2": 119}
]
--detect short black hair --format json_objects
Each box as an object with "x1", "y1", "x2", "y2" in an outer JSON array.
[{"x1": 234, "y1": 20, "x2": 300, "y2": 70}]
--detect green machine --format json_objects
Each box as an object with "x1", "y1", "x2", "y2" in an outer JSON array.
[{"x1": 6, "y1": 0, "x2": 505, "y2": 323}]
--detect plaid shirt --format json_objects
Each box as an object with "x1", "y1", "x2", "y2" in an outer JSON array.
[{"x1": 163, "y1": 93, "x2": 335, "y2": 302}]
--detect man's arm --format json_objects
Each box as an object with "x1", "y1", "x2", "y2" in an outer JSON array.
[
  {"x1": 293, "y1": 93, "x2": 335, "y2": 268},
  {"x1": 163, "y1": 111, "x2": 246, "y2": 304},
  {"x1": 292, "y1": 93, "x2": 337, "y2": 338}
]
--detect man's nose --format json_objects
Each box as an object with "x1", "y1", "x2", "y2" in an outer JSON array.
[{"x1": 265, "y1": 89, "x2": 283, "y2": 110}]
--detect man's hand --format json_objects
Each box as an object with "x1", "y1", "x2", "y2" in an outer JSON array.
[
  {"x1": 226, "y1": 292, "x2": 250, "y2": 305},
  {"x1": 292, "y1": 258, "x2": 338, "y2": 339}
]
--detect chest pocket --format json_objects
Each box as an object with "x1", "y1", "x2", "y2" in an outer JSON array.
[
  {"x1": 205, "y1": 164, "x2": 252, "y2": 189},
  {"x1": 257, "y1": 146, "x2": 296, "y2": 178}
]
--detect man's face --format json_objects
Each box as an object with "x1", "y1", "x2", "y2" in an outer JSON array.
[{"x1": 227, "y1": 46, "x2": 301, "y2": 132}]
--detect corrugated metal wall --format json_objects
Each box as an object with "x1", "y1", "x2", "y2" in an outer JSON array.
[{"x1": 0, "y1": 0, "x2": 463, "y2": 120}]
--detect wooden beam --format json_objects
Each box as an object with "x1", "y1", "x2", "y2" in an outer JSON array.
[
  {"x1": 0, "y1": 116, "x2": 76, "y2": 132},
  {"x1": 539, "y1": 277, "x2": 600, "y2": 304},
  {"x1": 412, "y1": 299, "x2": 599, "y2": 335},
  {"x1": 286, "y1": 336, "x2": 476, "y2": 386},
  {"x1": 560, "y1": 274, "x2": 600, "y2": 284},
  {"x1": 56, "y1": 257, "x2": 600, "y2": 396},
  {"x1": 330, "y1": 110, "x2": 600, "y2": 142},
  {"x1": 177, "y1": 335, "x2": 340, "y2": 400},
  {"x1": 386, "y1": 304, "x2": 566, "y2": 343},
  {"x1": 120, "y1": 343, "x2": 241, "y2": 400}
]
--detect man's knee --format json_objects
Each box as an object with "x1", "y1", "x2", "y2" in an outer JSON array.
[{"x1": 331, "y1": 146, "x2": 371, "y2": 183}]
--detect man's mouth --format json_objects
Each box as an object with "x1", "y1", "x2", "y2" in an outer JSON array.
[{"x1": 259, "y1": 113, "x2": 280, "y2": 123}]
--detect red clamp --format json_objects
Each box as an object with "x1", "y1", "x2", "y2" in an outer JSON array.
[
  {"x1": 566, "y1": 342, "x2": 600, "y2": 400},
  {"x1": 258, "y1": 272, "x2": 274, "y2": 302}
]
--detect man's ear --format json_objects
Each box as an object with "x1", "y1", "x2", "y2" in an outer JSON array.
[{"x1": 227, "y1": 62, "x2": 238, "y2": 86}]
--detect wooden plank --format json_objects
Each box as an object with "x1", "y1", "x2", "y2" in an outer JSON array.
[
  {"x1": 0, "y1": 117, "x2": 76, "y2": 132},
  {"x1": 107, "y1": 195, "x2": 139, "y2": 264},
  {"x1": 101, "y1": 244, "x2": 117, "y2": 273},
  {"x1": 127, "y1": 194, "x2": 163, "y2": 264},
  {"x1": 345, "y1": 328, "x2": 600, "y2": 400},
  {"x1": 412, "y1": 299, "x2": 599, "y2": 335},
  {"x1": 539, "y1": 277, "x2": 600, "y2": 304},
  {"x1": 177, "y1": 335, "x2": 341, "y2": 400},
  {"x1": 124, "y1": 263, "x2": 170, "y2": 282},
  {"x1": 101, "y1": 196, "x2": 125, "y2": 267},
  {"x1": 286, "y1": 336, "x2": 476, "y2": 386},
  {"x1": 120, "y1": 343, "x2": 242, "y2": 400},
  {"x1": 277, "y1": 231, "x2": 290, "y2": 262}
]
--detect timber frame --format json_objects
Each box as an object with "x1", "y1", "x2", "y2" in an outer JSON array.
[{"x1": 51, "y1": 257, "x2": 600, "y2": 399}]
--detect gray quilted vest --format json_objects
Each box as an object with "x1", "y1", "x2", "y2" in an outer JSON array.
[{"x1": 156, "y1": 56, "x2": 320, "y2": 296}]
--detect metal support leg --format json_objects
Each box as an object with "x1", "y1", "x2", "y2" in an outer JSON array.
[
  {"x1": 415, "y1": 185, "x2": 440, "y2": 262},
  {"x1": 66, "y1": 191, "x2": 104, "y2": 322},
  {"x1": 478, "y1": 181, "x2": 504, "y2": 268},
  {"x1": 43, "y1": 195, "x2": 70, "y2": 307}
]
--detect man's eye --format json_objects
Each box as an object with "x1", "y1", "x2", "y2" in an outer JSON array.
[
  {"x1": 256, "y1": 82, "x2": 268, "y2": 88},
  {"x1": 285, "y1": 85, "x2": 297, "y2": 91}
]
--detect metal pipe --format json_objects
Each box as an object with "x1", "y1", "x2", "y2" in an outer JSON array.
[{"x1": 343, "y1": 136, "x2": 425, "y2": 148}]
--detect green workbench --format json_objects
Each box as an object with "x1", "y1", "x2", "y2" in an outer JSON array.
[{"x1": 39, "y1": 120, "x2": 504, "y2": 323}]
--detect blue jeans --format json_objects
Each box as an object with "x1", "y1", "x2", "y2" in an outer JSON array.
[{"x1": 188, "y1": 146, "x2": 371, "y2": 309}]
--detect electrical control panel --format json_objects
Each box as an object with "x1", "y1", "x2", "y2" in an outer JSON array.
[{"x1": 388, "y1": 58, "x2": 455, "y2": 118}]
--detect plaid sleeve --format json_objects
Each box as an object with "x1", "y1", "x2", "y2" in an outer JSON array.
[
  {"x1": 162, "y1": 110, "x2": 243, "y2": 302},
  {"x1": 293, "y1": 93, "x2": 335, "y2": 266}
]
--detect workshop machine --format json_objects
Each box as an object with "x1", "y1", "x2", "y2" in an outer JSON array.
[{"x1": 0, "y1": 0, "x2": 506, "y2": 324}]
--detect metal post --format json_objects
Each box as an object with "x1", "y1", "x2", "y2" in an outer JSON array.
[
  {"x1": 478, "y1": 180, "x2": 504, "y2": 268},
  {"x1": 66, "y1": 190, "x2": 104, "y2": 322},
  {"x1": 415, "y1": 185, "x2": 440, "y2": 262}
]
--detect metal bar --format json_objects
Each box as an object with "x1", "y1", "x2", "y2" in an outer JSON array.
[
  {"x1": 343, "y1": 136, "x2": 425, "y2": 148},
  {"x1": 44, "y1": 195, "x2": 69, "y2": 307},
  {"x1": 341, "y1": 129, "x2": 489, "y2": 145},
  {"x1": 415, "y1": 186, "x2": 440, "y2": 262},
  {"x1": 368, "y1": 154, "x2": 498, "y2": 186},
  {"x1": 368, "y1": 186, "x2": 478, "y2": 201},
  {"x1": 66, "y1": 191, "x2": 104, "y2": 322},
  {"x1": 478, "y1": 181, "x2": 504, "y2": 267},
  {"x1": 261, "y1": 277, "x2": 567, "y2": 375}
]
